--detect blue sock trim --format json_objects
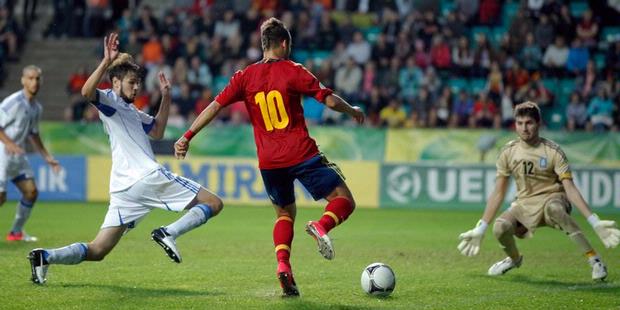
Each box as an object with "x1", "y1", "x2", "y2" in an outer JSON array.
[
  {"x1": 43, "y1": 250, "x2": 50, "y2": 261},
  {"x1": 195, "y1": 204, "x2": 212, "y2": 222},
  {"x1": 20, "y1": 199, "x2": 35, "y2": 208},
  {"x1": 77, "y1": 243, "x2": 88, "y2": 260}
]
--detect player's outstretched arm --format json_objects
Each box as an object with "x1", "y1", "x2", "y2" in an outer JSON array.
[
  {"x1": 324, "y1": 94, "x2": 365, "y2": 124},
  {"x1": 174, "y1": 101, "x2": 223, "y2": 159},
  {"x1": 149, "y1": 72, "x2": 171, "y2": 140},
  {"x1": 81, "y1": 33, "x2": 119, "y2": 101},
  {"x1": 458, "y1": 176, "x2": 509, "y2": 256},
  {"x1": 563, "y1": 179, "x2": 620, "y2": 248},
  {"x1": 28, "y1": 133, "x2": 61, "y2": 173}
]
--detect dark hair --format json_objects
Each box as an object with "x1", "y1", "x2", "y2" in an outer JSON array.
[
  {"x1": 514, "y1": 101, "x2": 541, "y2": 123},
  {"x1": 260, "y1": 17, "x2": 291, "y2": 51},
  {"x1": 108, "y1": 53, "x2": 141, "y2": 82}
]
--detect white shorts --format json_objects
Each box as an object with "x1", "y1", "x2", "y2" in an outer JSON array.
[
  {"x1": 101, "y1": 168, "x2": 201, "y2": 230},
  {"x1": 0, "y1": 155, "x2": 34, "y2": 192}
]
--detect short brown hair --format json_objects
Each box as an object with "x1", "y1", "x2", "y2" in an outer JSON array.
[
  {"x1": 108, "y1": 53, "x2": 141, "y2": 82},
  {"x1": 514, "y1": 101, "x2": 541, "y2": 123},
  {"x1": 260, "y1": 17, "x2": 291, "y2": 51}
]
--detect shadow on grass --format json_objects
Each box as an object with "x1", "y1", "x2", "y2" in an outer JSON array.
[
  {"x1": 59, "y1": 283, "x2": 222, "y2": 297},
  {"x1": 271, "y1": 294, "x2": 399, "y2": 310},
  {"x1": 486, "y1": 274, "x2": 620, "y2": 294}
]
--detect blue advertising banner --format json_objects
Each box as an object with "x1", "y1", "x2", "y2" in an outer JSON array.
[{"x1": 6, "y1": 155, "x2": 86, "y2": 201}]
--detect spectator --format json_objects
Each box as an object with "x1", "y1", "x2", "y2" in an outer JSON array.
[
  {"x1": 407, "y1": 86, "x2": 433, "y2": 128},
  {"x1": 587, "y1": 87, "x2": 615, "y2": 132},
  {"x1": 187, "y1": 55, "x2": 212, "y2": 90},
  {"x1": 380, "y1": 98, "x2": 407, "y2": 128},
  {"x1": 534, "y1": 14, "x2": 555, "y2": 48},
  {"x1": 543, "y1": 36, "x2": 569, "y2": 77},
  {"x1": 450, "y1": 89, "x2": 474, "y2": 127},
  {"x1": 455, "y1": 0, "x2": 479, "y2": 24},
  {"x1": 83, "y1": 0, "x2": 109, "y2": 37},
  {"x1": 399, "y1": 56, "x2": 423, "y2": 104},
  {"x1": 214, "y1": 10, "x2": 240, "y2": 41},
  {"x1": 334, "y1": 57, "x2": 363, "y2": 102},
  {"x1": 554, "y1": 4, "x2": 575, "y2": 42},
  {"x1": 452, "y1": 36, "x2": 474, "y2": 76},
  {"x1": 472, "y1": 92, "x2": 500, "y2": 128},
  {"x1": 478, "y1": 0, "x2": 500, "y2": 25},
  {"x1": 371, "y1": 33, "x2": 394, "y2": 69},
  {"x1": 317, "y1": 10, "x2": 339, "y2": 50},
  {"x1": 430, "y1": 35, "x2": 451, "y2": 71},
  {"x1": 142, "y1": 34, "x2": 164, "y2": 67},
  {"x1": 580, "y1": 60, "x2": 598, "y2": 98},
  {"x1": 303, "y1": 96, "x2": 325, "y2": 125},
  {"x1": 0, "y1": 7, "x2": 18, "y2": 60},
  {"x1": 606, "y1": 41, "x2": 620, "y2": 73},
  {"x1": 167, "y1": 103, "x2": 187, "y2": 128},
  {"x1": 500, "y1": 86, "x2": 515, "y2": 128},
  {"x1": 486, "y1": 61, "x2": 503, "y2": 103},
  {"x1": 135, "y1": 5, "x2": 159, "y2": 42},
  {"x1": 346, "y1": 31, "x2": 371, "y2": 65},
  {"x1": 566, "y1": 92, "x2": 588, "y2": 131},
  {"x1": 505, "y1": 62, "x2": 530, "y2": 93},
  {"x1": 520, "y1": 33, "x2": 543, "y2": 72},
  {"x1": 413, "y1": 39, "x2": 431, "y2": 69},
  {"x1": 472, "y1": 34, "x2": 494, "y2": 77},
  {"x1": 432, "y1": 86, "x2": 452, "y2": 127},
  {"x1": 576, "y1": 9, "x2": 599, "y2": 48},
  {"x1": 566, "y1": 38, "x2": 590, "y2": 75}
]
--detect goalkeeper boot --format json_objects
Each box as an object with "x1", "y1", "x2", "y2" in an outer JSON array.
[
  {"x1": 305, "y1": 221, "x2": 334, "y2": 260},
  {"x1": 151, "y1": 227, "x2": 182, "y2": 263},
  {"x1": 7, "y1": 231, "x2": 38, "y2": 242},
  {"x1": 28, "y1": 248, "x2": 49, "y2": 284},
  {"x1": 589, "y1": 256, "x2": 607, "y2": 281},
  {"x1": 277, "y1": 262, "x2": 299, "y2": 297},
  {"x1": 488, "y1": 255, "x2": 523, "y2": 276}
]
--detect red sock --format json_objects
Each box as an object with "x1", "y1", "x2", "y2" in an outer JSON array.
[
  {"x1": 273, "y1": 216, "x2": 294, "y2": 265},
  {"x1": 318, "y1": 197, "x2": 354, "y2": 233}
]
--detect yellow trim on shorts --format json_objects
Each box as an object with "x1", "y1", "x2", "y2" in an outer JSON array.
[
  {"x1": 324, "y1": 211, "x2": 340, "y2": 225},
  {"x1": 276, "y1": 216, "x2": 293, "y2": 223},
  {"x1": 275, "y1": 244, "x2": 290, "y2": 253}
]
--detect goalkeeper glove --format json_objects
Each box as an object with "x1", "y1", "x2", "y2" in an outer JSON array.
[
  {"x1": 458, "y1": 219, "x2": 488, "y2": 257},
  {"x1": 588, "y1": 213, "x2": 620, "y2": 249}
]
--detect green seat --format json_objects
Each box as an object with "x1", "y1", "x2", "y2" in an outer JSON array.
[
  {"x1": 546, "y1": 106, "x2": 566, "y2": 130},
  {"x1": 448, "y1": 78, "x2": 469, "y2": 92},
  {"x1": 502, "y1": 2, "x2": 520, "y2": 27},
  {"x1": 469, "y1": 79, "x2": 487, "y2": 94},
  {"x1": 292, "y1": 49, "x2": 310, "y2": 64},
  {"x1": 570, "y1": 1, "x2": 589, "y2": 17},
  {"x1": 470, "y1": 26, "x2": 491, "y2": 45},
  {"x1": 311, "y1": 50, "x2": 331, "y2": 65},
  {"x1": 600, "y1": 27, "x2": 620, "y2": 43},
  {"x1": 363, "y1": 26, "x2": 382, "y2": 44},
  {"x1": 441, "y1": 0, "x2": 454, "y2": 15}
]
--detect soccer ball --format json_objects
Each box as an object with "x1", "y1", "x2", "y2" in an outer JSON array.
[{"x1": 360, "y1": 262, "x2": 396, "y2": 297}]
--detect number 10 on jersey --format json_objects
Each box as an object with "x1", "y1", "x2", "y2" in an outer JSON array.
[{"x1": 254, "y1": 90, "x2": 289, "y2": 131}]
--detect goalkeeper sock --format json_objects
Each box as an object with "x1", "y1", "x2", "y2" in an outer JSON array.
[
  {"x1": 318, "y1": 197, "x2": 353, "y2": 233},
  {"x1": 568, "y1": 231, "x2": 594, "y2": 253},
  {"x1": 273, "y1": 216, "x2": 294, "y2": 265},
  {"x1": 45, "y1": 243, "x2": 88, "y2": 265},
  {"x1": 165, "y1": 204, "x2": 212, "y2": 239},
  {"x1": 10, "y1": 199, "x2": 34, "y2": 233}
]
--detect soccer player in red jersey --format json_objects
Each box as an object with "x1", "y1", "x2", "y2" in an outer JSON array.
[{"x1": 174, "y1": 17, "x2": 364, "y2": 296}]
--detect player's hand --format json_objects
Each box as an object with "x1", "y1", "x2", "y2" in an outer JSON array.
[
  {"x1": 351, "y1": 106, "x2": 365, "y2": 124},
  {"x1": 158, "y1": 71, "x2": 170, "y2": 96},
  {"x1": 174, "y1": 136, "x2": 189, "y2": 159},
  {"x1": 103, "y1": 32, "x2": 119, "y2": 63},
  {"x1": 589, "y1": 214, "x2": 620, "y2": 248},
  {"x1": 457, "y1": 220, "x2": 488, "y2": 257},
  {"x1": 46, "y1": 157, "x2": 62, "y2": 174},
  {"x1": 5, "y1": 142, "x2": 25, "y2": 156}
]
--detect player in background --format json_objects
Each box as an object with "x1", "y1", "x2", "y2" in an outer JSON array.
[
  {"x1": 27, "y1": 33, "x2": 224, "y2": 284},
  {"x1": 174, "y1": 17, "x2": 365, "y2": 296},
  {"x1": 458, "y1": 101, "x2": 620, "y2": 280},
  {"x1": 0, "y1": 65, "x2": 61, "y2": 242}
]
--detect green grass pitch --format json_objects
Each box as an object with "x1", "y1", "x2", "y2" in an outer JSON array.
[{"x1": 0, "y1": 202, "x2": 619, "y2": 309}]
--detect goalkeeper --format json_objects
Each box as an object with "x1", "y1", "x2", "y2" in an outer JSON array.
[{"x1": 458, "y1": 101, "x2": 620, "y2": 280}]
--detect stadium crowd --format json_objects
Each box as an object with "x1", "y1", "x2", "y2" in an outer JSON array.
[{"x1": 61, "y1": 0, "x2": 620, "y2": 132}]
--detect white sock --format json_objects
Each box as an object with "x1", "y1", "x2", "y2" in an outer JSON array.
[
  {"x1": 165, "y1": 204, "x2": 212, "y2": 239},
  {"x1": 45, "y1": 243, "x2": 88, "y2": 265},
  {"x1": 10, "y1": 199, "x2": 34, "y2": 233}
]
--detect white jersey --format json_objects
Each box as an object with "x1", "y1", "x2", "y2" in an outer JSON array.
[
  {"x1": 93, "y1": 89, "x2": 159, "y2": 193},
  {"x1": 0, "y1": 90, "x2": 42, "y2": 150}
]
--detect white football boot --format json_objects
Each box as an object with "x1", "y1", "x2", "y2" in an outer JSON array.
[
  {"x1": 151, "y1": 227, "x2": 182, "y2": 263},
  {"x1": 589, "y1": 256, "x2": 607, "y2": 281},
  {"x1": 488, "y1": 255, "x2": 523, "y2": 276}
]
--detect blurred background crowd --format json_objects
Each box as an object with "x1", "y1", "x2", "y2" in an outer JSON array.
[{"x1": 2, "y1": 0, "x2": 620, "y2": 131}]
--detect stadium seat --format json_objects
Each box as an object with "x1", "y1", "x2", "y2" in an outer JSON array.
[
  {"x1": 311, "y1": 50, "x2": 331, "y2": 65},
  {"x1": 570, "y1": 1, "x2": 589, "y2": 17},
  {"x1": 594, "y1": 53, "x2": 606, "y2": 70},
  {"x1": 600, "y1": 27, "x2": 620, "y2": 43},
  {"x1": 558, "y1": 79, "x2": 576, "y2": 106},
  {"x1": 501, "y1": 2, "x2": 520, "y2": 27},
  {"x1": 470, "y1": 26, "x2": 491, "y2": 45},
  {"x1": 545, "y1": 106, "x2": 566, "y2": 130},
  {"x1": 292, "y1": 49, "x2": 310, "y2": 64},
  {"x1": 441, "y1": 0, "x2": 455, "y2": 15},
  {"x1": 363, "y1": 26, "x2": 382, "y2": 44},
  {"x1": 469, "y1": 79, "x2": 487, "y2": 94},
  {"x1": 448, "y1": 78, "x2": 469, "y2": 92}
]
